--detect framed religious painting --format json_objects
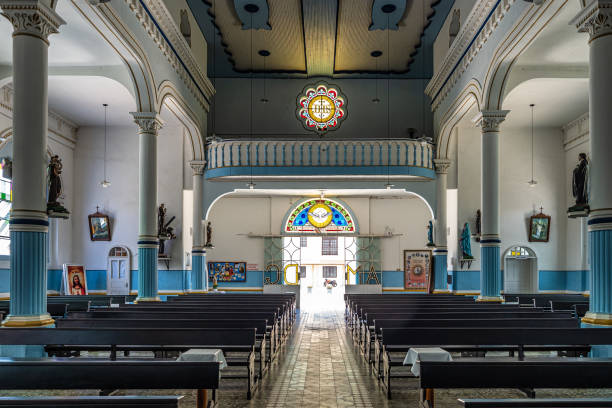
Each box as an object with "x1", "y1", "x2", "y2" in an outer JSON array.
[
  {"x1": 88, "y1": 208, "x2": 111, "y2": 241},
  {"x1": 404, "y1": 250, "x2": 433, "y2": 292},
  {"x1": 529, "y1": 212, "x2": 551, "y2": 242},
  {"x1": 208, "y1": 261, "x2": 247, "y2": 282},
  {"x1": 62, "y1": 264, "x2": 88, "y2": 296}
]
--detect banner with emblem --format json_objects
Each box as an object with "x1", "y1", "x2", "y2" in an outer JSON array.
[{"x1": 404, "y1": 250, "x2": 432, "y2": 292}]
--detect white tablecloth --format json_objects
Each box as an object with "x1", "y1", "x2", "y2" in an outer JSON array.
[
  {"x1": 403, "y1": 347, "x2": 452, "y2": 376},
  {"x1": 177, "y1": 348, "x2": 228, "y2": 370}
]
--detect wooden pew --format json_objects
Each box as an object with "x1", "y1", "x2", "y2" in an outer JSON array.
[
  {"x1": 0, "y1": 359, "x2": 219, "y2": 408},
  {"x1": 55, "y1": 318, "x2": 273, "y2": 376},
  {"x1": 0, "y1": 396, "x2": 182, "y2": 407},
  {"x1": 419, "y1": 360, "x2": 612, "y2": 408},
  {"x1": 370, "y1": 318, "x2": 580, "y2": 388},
  {"x1": 0, "y1": 328, "x2": 258, "y2": 400},
  {"x1": 459, "y1": 398, "x2": 612, "y2": 408}
]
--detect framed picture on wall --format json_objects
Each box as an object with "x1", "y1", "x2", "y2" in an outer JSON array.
[
  {"x1": 62, "y1": 264, "x2": 88, "y2": 296},
  {"x1": 208, "y1": 261, "x2": 247, "y2": 282},
  {"x1": 529, "y1": 212, "x2": 551, "y2": 242},
  {"x1": 88, "y1": 208, "x2": 111, "y2": 241},
  {"x1": 404, "y1": 250, "x2": 432, "y2": 292}
]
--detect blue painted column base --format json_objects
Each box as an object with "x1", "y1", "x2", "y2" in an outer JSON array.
[
  {"x1": 137, "y1": 246, "x2": 160, "y2": 302},
  {"x1": 478, "y1": 244, "x2": 503, "y2": 302},
  {"x1": 190, "y1": 250, "x2": 207, "y2": 293},
  {"x1": 583, "y1": 228, "x2": 612, "y2": 326},
  {"x1": 433, "y1": 250, "x2": 449, "y2": 292},
  {"x1": 2, "y1": 229, "x2": 54, "y2": 327}
]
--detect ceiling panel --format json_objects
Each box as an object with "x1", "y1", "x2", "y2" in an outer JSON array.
[
  {"x1": 210, "y1": 0, "x2": 306, "y2": 72},
  {"x1": 334, "y1": 0, "x2": 437, "y2": 73}
]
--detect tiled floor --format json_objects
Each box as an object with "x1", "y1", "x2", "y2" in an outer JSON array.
[{"x1": 2, "y1": 310, "x2": 612, "y2": 407}]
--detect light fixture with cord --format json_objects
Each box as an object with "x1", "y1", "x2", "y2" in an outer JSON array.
[
  {"x1": 371, "y1": 50, "x2": 382, "y2": 103},
  {"x1": 384, "y1": 14, "x2": 393, "y2": 190},
  {"x1": 259, "y1": 49, "x2": 270, "y2": 103},
  {"x1": 528, "y1": 103, "x2": 538, "y2": 187},
  {"x1": 100, "y1": 103, "x2": 111, "y2": 188},
  {"x1": 247, "y1": 12, "x2": 256, "y2": 190}
]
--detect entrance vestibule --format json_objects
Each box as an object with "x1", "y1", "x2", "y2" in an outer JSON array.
[{"x1": 503, "y1": 246, "x2": 538, "y2": 294}]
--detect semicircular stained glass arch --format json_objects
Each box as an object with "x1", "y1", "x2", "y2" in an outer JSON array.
[{"x1": 285, "y1": 199, "x2": 355, "y2": 234}]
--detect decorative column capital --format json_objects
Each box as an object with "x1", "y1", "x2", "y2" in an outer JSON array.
[
  {"x1": 131, "y1": 112, "x2": 163, "y2": 134},
  {"x1": 571, "y1": 0, "x2": 612, "y2": 42},
  {"x1": 189, "y1": 160, "x2": 207, "y2": 175},
  {"x1": 0, "y1": 0, "x2": 65, "y2": 44},
  {"x1": 472, "y1": 110, "x2": 510, "y2": 133},
  {"x1": 433, "y1": 159, "x2": 451, "y2": 174}
]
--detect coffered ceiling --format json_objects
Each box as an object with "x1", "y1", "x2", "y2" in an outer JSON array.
[{"x1": 188, "y1": 0, "x2": 452, "y2": 78}]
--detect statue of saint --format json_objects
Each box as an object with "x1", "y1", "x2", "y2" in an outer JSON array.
[
  {"x1": 47, "y1": 155, "x2": 68, "y2": 214},
  {"x1": 570, "y1": 153, "x2": 589, "y2": 211},
  {"x1": 427, "y1": 221, "x2": 435, "y2": 247},
  {"x1": 206, "y1": 221, "x2": 212, "y2": 246},
  {"x1": 1, "y1": 157, "x2": 12, "y2": 180},
  {"x1": 158, "y1": 204, "x2": 166, "y2": 237},
  {"x1": 460, "y1": 222, "x2": 473, "y2": 259},
  {"x1": 475, "y1": 209, "x2": 482, "y2": 241}
]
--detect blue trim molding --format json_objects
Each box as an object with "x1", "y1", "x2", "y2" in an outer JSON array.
[
  {"x1": 480, "y1": 245, "x2": 501, "y2": 299},
  {"x1": 206, "y1": 165, "x2": 435, "y2": 179},
  {"x1": 191, "y1": 253, "x2": 206, "y2": 291},
  {"x1": 588, "y1": 229, "x2": 612, "y2": 315},
  {"x1": 433, "y1": 252, "x2": 448, "y2": 291}
]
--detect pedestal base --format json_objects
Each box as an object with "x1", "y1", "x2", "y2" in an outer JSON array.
[
  {"x1": 1, "y1": 313, "x2": 54, "y2": 327},
  {"x1": 476, "y1": 296, "x2": 504, "y2": 303},
  {"x1": 135, "y1": 296, "x2": 161, "y2": 303},
  {"x1": 582, "y1": 312, "x2": 612, "y2": 326}
]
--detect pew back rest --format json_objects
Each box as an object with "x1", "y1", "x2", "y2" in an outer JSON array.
[{"x1": 373, "y1": 318, "x2": 580, "y2": 332}]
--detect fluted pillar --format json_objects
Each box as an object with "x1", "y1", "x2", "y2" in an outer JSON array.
[
  {"x1": 573, "y1": 1, "x2": 612, "y2": 326},
  {"x1": 433, "y1": 159, "x2": 451, "y2": 292},
  {"x1": 190, "y1": 160, "x2": 207, "y2": 292},
  {"x1": 1, "y1": 1, "x2": 64, "y2": 327},
  {"x1": 473, "y1": 110, "x2": 509, "y2": 302},
  {"x1": 132, "y1": 112, "x2": 163, "y2": 302}
]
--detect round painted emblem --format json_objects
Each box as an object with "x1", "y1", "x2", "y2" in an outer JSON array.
[
  {"x1": 307, "y1": 203, "x2": 333, "y2": 228},
  {"x1": 297, "y1": 83, "x2": 346, "y2": 133}
]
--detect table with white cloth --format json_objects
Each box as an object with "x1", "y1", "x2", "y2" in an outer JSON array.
[{"x1": 403, "y1": 347, "x2": 453, "y2": 376}]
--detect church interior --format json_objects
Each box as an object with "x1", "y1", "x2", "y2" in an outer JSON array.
[{"x1": 0, "y1": 0, "x2": 611, "y2": 407}]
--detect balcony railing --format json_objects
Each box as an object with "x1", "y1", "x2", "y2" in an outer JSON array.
[{"x1": 205, "y1": 139, "x2": 435, "y2": 180}]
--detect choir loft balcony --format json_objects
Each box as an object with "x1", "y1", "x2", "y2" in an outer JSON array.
[{"x1": 205, "y1": 139, "x2": 435, "y2": 181}]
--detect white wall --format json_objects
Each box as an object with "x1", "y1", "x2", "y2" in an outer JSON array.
[
  {"x1": 206, "y1": 195, "x2": 433, "y2": 272},
  {"x1": 452, "y1": 124, "x2": 567, "y2": 271},
  {"x1": 73, "y1": 124, "x2": 187, "y2": 270}
]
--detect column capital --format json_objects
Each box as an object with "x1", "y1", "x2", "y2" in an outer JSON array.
[
  {"x1": 131, "y1": 112, "x2": 163, "y2": 134},
  {"x1": 0, "y1": 1, "x2": 65, "y2": 44},
  {"x1": 571, "y1": 0, "x2": 612, "y2": 42},
  {"x1": 472, "y1": 110, "x2": 510, "y2": 133},
  {"x1": 189, "y1": 160, "x2": 207, "y2": 175},
  {"x1": 433, "y1": 159, "x2": 451, "y2": 174}
]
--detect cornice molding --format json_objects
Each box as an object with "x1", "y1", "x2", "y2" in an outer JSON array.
[
  {"x1": 0, "y1": 0, "x2": 65, "y2": 43},
  {"x1": 562, "y1": 112, "x2": 589, "y2": 151},
  {"x1": 426, "y1": 0, "x2": 516, "y2": 112},
  {"x1": 123, "y1": 0, "x2": 215, "y2": 109}
]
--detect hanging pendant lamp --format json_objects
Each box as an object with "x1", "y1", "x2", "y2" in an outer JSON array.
[
  {"x1": 528, "y1": 104, "x2": 537, "y2": 187},
  {"x1": 384, "y1": 16, "x2": 393, "y2": 190},
  {"x1": 247, "y1": 13, "x2": 256, "y2": 189},
  {"x1": 100, "y1": 103, "x2": 111, "y2": 188}
]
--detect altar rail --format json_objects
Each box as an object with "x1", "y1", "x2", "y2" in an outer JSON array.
[{"x1": 205, "y1": 140, "x2": 435, "y2": 180}]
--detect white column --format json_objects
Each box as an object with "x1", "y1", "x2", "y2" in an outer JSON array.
[
  {"x1": 0, "y1": 0, "x2": 64, "y2": 327},
  {"x1": 190, "y1": 160, "x2": 207, "y2": 292},
  {"x1": 473, "y1": 110, "x2": 509, "y2": 301},
  {"x1": 572, "y1": 0, "x2": 612, "y2": 325},
  {"x1": 433, "y1": 159, "x2": 451, "y2": 292},
  {"x1": 131, "y1": 112, "x2": 163, "y2": 302}
]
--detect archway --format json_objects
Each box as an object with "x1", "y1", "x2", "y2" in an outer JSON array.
[{"x1": 503, "y1": 245, "x2": 538, "y2": 294}]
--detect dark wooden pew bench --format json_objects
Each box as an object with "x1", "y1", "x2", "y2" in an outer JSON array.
[
  {"x1": 0, "y1": 359, "x2": 219, "y2": 408},
  {"x1": 459, "y1": 398, "x2": 612, "y2": 408},
  {"x1": 419, "y1": 360, "x2": 612, "y2": 408},
  {"x1": 0, "y1": 396, "x2": 183, "y2": 408}
]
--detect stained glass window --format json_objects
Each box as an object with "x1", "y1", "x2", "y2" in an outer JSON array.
[
  {"x1": 285, "y1": 199, "x2": 355, "y2": 234},
  {"x1": 297, "y1": 83, "x2": 346, "y2": 133}
]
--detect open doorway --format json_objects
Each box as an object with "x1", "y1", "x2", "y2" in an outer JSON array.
[
  {"x1": 504, "y1": 246, "x2": 538, "y2": 294},
  {"x1": 283, "y1": 236, "x2": 356, "y2": 311}
]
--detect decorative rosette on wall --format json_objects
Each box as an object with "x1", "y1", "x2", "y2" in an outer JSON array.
[{"x1": 296, "y1": 83, "x2": 347, "y2": 134}]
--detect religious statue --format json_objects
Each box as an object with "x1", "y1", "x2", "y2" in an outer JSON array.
[
  {"x1": 47, "y1": 155, "x2": 69, "y2": 214},
  {"x1": 426, "y1": 221, "x2": 435, "y2": 247},
  {"x1": 460, "y1": 222, "x2": 473, "y2": 259},
  {"x1": 475, "y1": 209, "x2": 482, "y2": 242},
  {"x1": 157, "y1": 204, "x2": 176, "y2": 256},
  {"x1": 205, "y1": 221, "x2": 213, "y2": 247},
  {"x1": 1, "y1": 157, "x2": 12, "y2": 180},
  {"x1": 179, "y1": 9, "x2": 191, "y2": 47},
  {"x1": 569, "y1": 153, "x2": 589, "y2": 212}
]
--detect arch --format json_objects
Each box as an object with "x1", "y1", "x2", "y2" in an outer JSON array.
[
  {"x1": 281, "y1": 198, "x2": 360, "y2": 235},
  {"x1": 157, "y1": 80, "x2": 205, "y2": 161},
  {"x1": 70, "y1": 0, "x2": 157, "y2": 113},
  {"x1": 436, "y1": 79, "x2": 482, "y2": 159},
  {"x1": 502, "y1": 244, "x2": 538, "y2": 294},
  {"x1": 482, "y1": 0, "x2": 567, "y2": 110}
]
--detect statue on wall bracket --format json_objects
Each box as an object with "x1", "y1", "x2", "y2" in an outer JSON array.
[
  {"x1": 568, "y1": 153, "x2": 589, "y2": 218},
  {"x1": 157, "y1": 204, "x2": 177, "y2": 257},
  {"x1": 426, "y1": 221, "x2": 435, "y2": 247},
  {"x1": 47, "y1": 155, "x2": 70, "y2": 219}
]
